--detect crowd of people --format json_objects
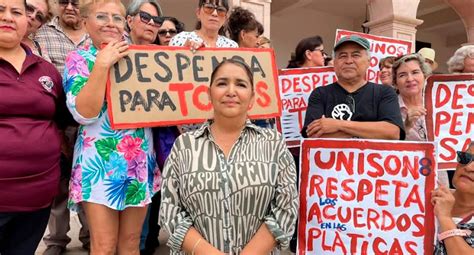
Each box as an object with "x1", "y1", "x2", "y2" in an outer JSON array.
[{"x1": 0, "y1": 0, "x2": 472, "y2": 254}]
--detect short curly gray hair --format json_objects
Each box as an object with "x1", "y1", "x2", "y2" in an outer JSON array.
[
  {"x1": 447, "y1": 45, "x2": 474, "y2": 73},
  {"x1": 126, "y1": 0, "x2": 162, "y2": 17},
  {"x1": 392, "y1": 53, "x2": 432, "y2": 85}
]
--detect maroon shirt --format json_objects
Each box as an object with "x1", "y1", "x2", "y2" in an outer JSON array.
[{"x1": 0, "y1": 45, "x2": 68, "y2": 212}]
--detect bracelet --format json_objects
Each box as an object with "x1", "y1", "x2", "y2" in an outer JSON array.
[
  {"x1": 191, "y1": 238, "x2": 202, "y2": 255},
  {"x1": 438, "y1": 229, "x2": 472, "y2": 241}
]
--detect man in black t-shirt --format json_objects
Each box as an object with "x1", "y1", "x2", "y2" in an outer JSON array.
[{"x1": 302, "y1": 35, "x2": 405, "y2": 140}]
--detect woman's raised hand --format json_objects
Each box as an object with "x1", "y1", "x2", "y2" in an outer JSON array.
[{"x1": 95, "y1": 40, "x2": 129, "y2": 68}]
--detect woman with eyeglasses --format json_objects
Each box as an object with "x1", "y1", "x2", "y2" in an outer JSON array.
[
  {"x1": 154, "y1": 16, "x2": 184, "y2": 46},
  {"x1": 432, "y1": 141, "x2": 474, "y2": 254},
  {"x1": 63, "y1": 0, "x2": 160, "y2": 253},
  {"x1": 21, "y1": 0, "x2": 51, "y2": 60},
  {"x1": 126, "y1": 0, "x2": 162, "y2": 45},
  {"x1": 170, "y1": 0, "x2": 237, "y2": 51},
  {"x1": 287, "y1": 35, "x2": 326, "y2": 68},
  {"x1": 0, "y1": 0, "x2": 71, "y2": 253}
]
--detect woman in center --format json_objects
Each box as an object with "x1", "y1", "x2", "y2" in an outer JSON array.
[{"x1": 160, "y1": 59, "x2": 298, "y2": 255}]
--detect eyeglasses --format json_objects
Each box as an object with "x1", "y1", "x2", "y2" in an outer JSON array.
[
  {"x1": 157, "y1": 29, "x2": 177, "y2": 36},
  {"x1": 201, "y1": 3, "x2": 227, "y2": 17},
  {"x1": 58, "y1": 0, "x2": 79, "y2": 8},
  {"x1": 93, "y1": 12, "x2": 125, "y2": 27},
  {"x1": 26, "y1": 4, "x2": 46, "y2": 24},
  {"x1": 345, "y1": 94, "x2": 355, "y2": 113},
  {"x1": 457, "y1": 151, "x2": 473, "y2": 165},
  {"x1": 137, "y1": 11, "x2": 163, "y2": 27}
]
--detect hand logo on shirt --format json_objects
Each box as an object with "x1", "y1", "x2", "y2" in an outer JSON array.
[
  {"x1": 331, "y1": 104, "x2": 353, "y2": 120},
  {"x1": 39, "y1": 76, "x2": 54, "y2": 92}
]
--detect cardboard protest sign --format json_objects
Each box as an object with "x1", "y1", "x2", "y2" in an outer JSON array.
[
  {"x1": 277, "y1": 67, "x2": 336, "y2": 147},
  {"x1": 335, "y1": 29, "x2": 412, "y2": 84},
  {"x1": 425, "y1": 74, "x2": 474, "y2": 170},
  {"x1": 106, "y1": 45, "x2": 281, "y2": 129},
  {"x1": 299, "y1": 139, "x2": 436, "y2": 255}
]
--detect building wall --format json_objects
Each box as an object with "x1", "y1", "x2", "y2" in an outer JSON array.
[
  {"x1": 270, "y1": 8, "x2": 362, "y2": 68},
  {"x1": 417, "y1": 31, "x2": 461, "y2": 74}
]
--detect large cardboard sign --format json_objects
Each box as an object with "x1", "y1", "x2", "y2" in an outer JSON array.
[
  {"x1": 425, "y1": 74, "x2": 474, "y2": 169},
  {"x1": 277, "y1": 67, "x2": 336, "y2": 147},
  {"x1": 299, "y1": 139, "x2": 436, "y2": 255},
  {"x1": 106, "y1": 45, "x2": 281, "y2": 129},
  {"x1": 335, "y1": 29, "x2": 412, "y2": 84}
]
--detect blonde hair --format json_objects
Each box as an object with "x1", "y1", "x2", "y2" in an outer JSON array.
[{"x1": 79, "y1": 0, "x2": 125, "y2": 17}]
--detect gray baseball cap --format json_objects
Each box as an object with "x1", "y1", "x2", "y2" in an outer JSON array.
[{"x1": 334, "y1": 35, "x2": 370, "y2": 52}]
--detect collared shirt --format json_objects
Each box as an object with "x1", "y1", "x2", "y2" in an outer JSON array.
[
  {"x1": 0, "y1": 44, "x2": 67, "y2": 212},
  {"x1": 160, "y1": 120, "x2": 298, "y2": 254},
  {"x1": 35, "y1": 16, "x2": 89, "y2": 75},
  {"x1": 398, "y1": 95, "x2": 427, "y2": 141}
]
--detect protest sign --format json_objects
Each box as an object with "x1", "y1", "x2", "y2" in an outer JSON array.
[
  {"x1": 106, "y1": 45, "x2": 281, "y2": 129},
  {"x1": 335, "y1": 29, "x2": 412, "y2": 84},
  {"x1": 299, "y1": 139, "x2": 436, "y2": 255},
  {"x1": 276, "y1": 67, "x2": 336, "y2": 147},
  {"x1": 425, "y1": 74, "x2": 474, "y2": 170}
]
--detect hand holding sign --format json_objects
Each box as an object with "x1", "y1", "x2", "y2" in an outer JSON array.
[
  {"x1": 405, "y1": 106, "x2": 427, "y2": 129},
  {"x1": 431, "y1": 185, "x2": 455, "y2": 219},
  {"x1": 97, "y1": 40, "x2": 129, "y2": 68}
]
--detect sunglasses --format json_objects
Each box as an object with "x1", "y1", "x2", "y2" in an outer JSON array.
[
  {"x1": 201, "y1": 3, "x2": 227, "y2": 17},
  {"x1": 457, "y1": 151, "x2": 473, "y2": 165},
  {"x1": 58, "y1": 0, "x2": 79, "y2": 7},
  {"x1": 345, "y1": 94, "x2": 356, "y2": 113},
  {"x1": 157, "y1": 29, "x2": 177, "y2": 36},
  {"x1": 26, "y1": 4, "x2": 46, "y2": 24},
  {"x1": 138, "y1": 11, "x2": 163, "y2": 27}
]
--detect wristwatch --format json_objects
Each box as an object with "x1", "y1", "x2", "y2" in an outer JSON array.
[{"x1": 438, "y1": 229, "x2": 472, "y2": 241}]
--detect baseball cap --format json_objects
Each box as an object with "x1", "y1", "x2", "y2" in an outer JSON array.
[{"x1": 334, "y1": 35, "x2": 370, "y2": 52}]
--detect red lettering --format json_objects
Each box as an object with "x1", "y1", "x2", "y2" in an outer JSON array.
[
  {"x1": 281, "y1": 78, "x2": 291, "y2": 94},
  {"x1": 356, "y1": 179, "x2": 373, "y2": 202},
  {"x1": 412, "y1": 214, "x2": 425, "y2": 237},
  {"x1": 336, "y1": 151, "x2": 354, "y2": 175},
  {"x1": 307, "y1": 228, "x2": 321, "y2": 251},
  {"x1": 307, "y1": 203, "x2": 322, "y2": 223},
  {"x1": 396, "y1": 214, "x2": 411, "y2": 232},
  {"x1": 439, "y1": 138, "x2": 457, "y2": 161},
  {"x1": 322, "y1": 205, "x2": 336, "y2": 220},
  {"x1": 367, "y1": 153, "x2": 384, "y2": 178},
  {"x1": 373, "y1": 237, "x2": 388, "y2": 255},
  {"x1": 255, "y1": 81, "x2": 271, "y2": 107},
  {"x1": 392, "y1": 180, "x2": 409, "y2": 207},
  {"x1": 353, "y1": 207, "x2": 365, "y2": 228},
  {"x1": 169, "y1": 83, "x2": 194, "y2": 116},
  {"x1": 449, "y1": 112, "x2": 463, "y2": 135},
  {"x1": 326, "y1": 177, "x2": 338, "y2": 199},
  {"x1": 366, "y1": 208, "x2": 381, "y2": 230},
  {"x1": 192, "y1": 84, "x2": 212, "y2": 111},
  {"x1": 381, "y1": 210, "x2": 395, "y2": 231},
  {"x1": 405, "y1": 241, "x2": 417, "y2": 255},
  {"x1": 384, "y1": 155, "x2": 401, "y2": 176},
  {"x1": 309, "y1": 175, "x2": 323, "y2": 197},
  {"x1": 340, "y1": 179, "x2": 356, "y2": 201},
  {"x1": 451, "y1": 84, "x2": 466, "y2": 109},
  {"x1": 435, "y1": 111, "x2": 450, "y2": 136},
  {"x1": 374, "y1": 179, "x2": 389, "y2": 206},
  {"x1": 314, "y1": 151, "x2": 335, "y2": 170},
  {"x1": 389, "y1": 238, "x2": 404, "y2": 254},
  {"x1": 435, "y1": 83, "x2": 451, "y2": 108},
  {"x1": 404, "y1": 185, "x2": 424, "y2": 212}
]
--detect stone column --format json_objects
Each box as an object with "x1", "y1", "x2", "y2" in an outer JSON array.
[
  {"x1": 445, "y1": 0, "x2": 474, "y2": 45},
  {"x1": 230, "y1": 0, "x2": 272, "y2": 37},
  {"x1": 363, "y1": 0, "x2": 423, "y2": 52}
]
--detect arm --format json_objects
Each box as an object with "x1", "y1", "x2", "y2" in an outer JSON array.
[
  {"x1": 432, "y1": 186, "x2": 474, "y2": 254},
  {"x1": 159, "y1": 139, "x2": 223, "y2": 254},
  {"x1": 75, "y1": 41, "x2": 128, "y2": 118},
  {"x1": 242, "y1": 139, "x2": 298, "y2": 253},
  {"x1": 301, "y1": 88, "x2": 325, "y2": 138},
  {"x1": 306, "y1": 115, "x2": 399, "y2": 139}
]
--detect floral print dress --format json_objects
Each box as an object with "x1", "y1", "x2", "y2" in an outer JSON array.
[{"x1": 63, "y1": 44, "x2": 160, "y2": 211}]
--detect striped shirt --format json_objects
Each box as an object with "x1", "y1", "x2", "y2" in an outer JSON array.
[
  {"x1": 160, "y1": 120, "x2": 298, "y2": 254},
  {"x1": 35, "y1": 16, "x2": 89, "y2": 75}
]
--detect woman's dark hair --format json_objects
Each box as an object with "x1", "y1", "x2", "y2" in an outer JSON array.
[
  {"x1": 287, "y1": 35, "x2": 323, "y2": 68},
  {"x1": 227, "y1": 7, "x2": 261, "y2": 44},
  {"x1": 195, "y1": 0, "x2": 229, "y2": 35},
  {"x1": 379, "y1": 56, "x2": 396, "y2": 69},
  {"x1": 210, "y1": 59, "x2": 254, "y2": 89},
  {"x1": 153, "y1": 16, "x2": 185, "y2": 45}
]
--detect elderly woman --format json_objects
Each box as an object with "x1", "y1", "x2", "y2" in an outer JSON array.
[
  {"x1": 257, "y1": 35, "x2": 271, "y2": 48},
  {"x1": 126, "y1": 0, "x2": 162, "y2": 45},
  {"x1": 432, "y1": 141, "x2": 474, "y2": 254},
  {"x1": 287, "y1": 35, "x2": 326, "y2": 68},
  {"x1": 170, "y1": 0, "x2": 237, "y2": 50},
  {"x1": 154, "y1": 16, "x2": 184, "y2": 46},
  {"x1": 63, "y1": 0, "x2": 159, "y2": 253},
  {"x1": 0, "y1": 0, "x2": 69, "y2": 253},
  {"x1": 22, "y1": 0, "x2": 51, "y2": 60},
  {"x1": 160, "y1": 59, "x2": 298, "y2": 255},
  {"x1": 227, "y1": 7, "x2": 263, "y2": 48},
  {"x1": 447, "y1": 45, "x2": 474, "y2": 73},
  {"x1": 392, "y1": 54, "x2": 431, "y2": 141}
]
